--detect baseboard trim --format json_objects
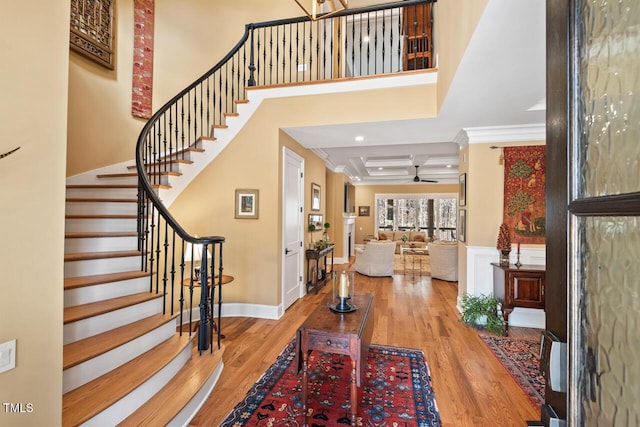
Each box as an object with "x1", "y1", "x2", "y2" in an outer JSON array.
[{"x1": 179, "y1": 302, "x2": 282, "y2": 326}]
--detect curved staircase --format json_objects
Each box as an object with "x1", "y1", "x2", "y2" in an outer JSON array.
[{"x1": 62, "y1": 172, "x2": 224, "y2": 426}]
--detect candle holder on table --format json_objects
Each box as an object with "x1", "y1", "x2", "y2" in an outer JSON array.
[{"x1": 329, "y1": 270, "x2": 357, "y2": 313}]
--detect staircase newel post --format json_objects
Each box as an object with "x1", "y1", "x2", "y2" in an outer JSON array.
[
  {"x1": 198, "y1": 244, "x2": 211, "y2": 353},
  {"x1": 248, "y1": 24, "x2": 256, "y2": 86}
]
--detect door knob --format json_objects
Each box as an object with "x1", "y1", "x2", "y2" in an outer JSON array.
[{"x1": 285, "y1": 248, "x2": 291, "y2": 254}]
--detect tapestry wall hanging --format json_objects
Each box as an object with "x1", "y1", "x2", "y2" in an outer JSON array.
[
  {"x1": 70, "y1": 0, "x2": 115, "y2": 69},
  {"x1": 503, "y1": 146, "x2": 546, "y2": 244},
  {"x1": 132, "y1": 0, "x2": 155, "y2": 119}
]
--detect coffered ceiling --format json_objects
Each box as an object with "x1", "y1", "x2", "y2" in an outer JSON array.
[{"x1": 282, "y1": 0, "x2": 546, "y2": 185}]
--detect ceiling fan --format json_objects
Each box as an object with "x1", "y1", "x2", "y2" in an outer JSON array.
[{"x1": 412, "y1": 165, "x2": 438, "y2": 183}]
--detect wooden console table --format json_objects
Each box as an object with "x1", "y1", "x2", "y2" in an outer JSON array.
[
  {"x1": 305, "y1": 244, "x2": 334, "y2": 293},
  {"x1": 491, "y1": 263, "x2": 545, "y2": 331},
  {"x1": 296, "y1": 292, "x2": 375, "y2": 427}
]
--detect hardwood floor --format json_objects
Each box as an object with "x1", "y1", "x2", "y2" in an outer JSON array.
[{"x1": 189, "y1": 263, "x2": 541, "y2": 426}]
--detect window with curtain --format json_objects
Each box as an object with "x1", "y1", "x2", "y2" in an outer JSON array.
[{"x1": 375, "y1": 194, "x2": 458, "y2": 241}]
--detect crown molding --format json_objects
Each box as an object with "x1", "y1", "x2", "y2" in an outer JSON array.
[{"x1": 462, "y1": 124, "x2": 546, "y2": 144}]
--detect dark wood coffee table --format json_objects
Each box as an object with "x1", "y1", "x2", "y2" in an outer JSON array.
[{"x1": 295, "y1": 292, "x2": 374, "y2": 427}]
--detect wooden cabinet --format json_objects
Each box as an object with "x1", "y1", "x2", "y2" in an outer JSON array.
[
  {"x1": 403, "y1": 3, "x2": 432, "y2": 70},
  {"x1": 491, "y1": 263, "x2": 545, "y2": 329}
]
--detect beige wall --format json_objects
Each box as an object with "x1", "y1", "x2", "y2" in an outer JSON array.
[
  {"x1": 434, "y1": 0, "x2": 487, "y2": 110},
  {"x1": 353, "y1": 184, "x2": 458, "y2": 244},
  {"x1": 0, "y1": 1, "x2": 69, "y2": 425},
  {"x1": 67, "y1": 0, "x2": 303, "y2": 177}
]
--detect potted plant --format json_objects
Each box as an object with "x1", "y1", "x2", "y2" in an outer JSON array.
[
  {"x1": 401, "y1": 234, "x2": 408, "y2": 245},
  {"x1": 323, "y1": 222, "x2": 330, "y2": 243},
  {"x1": 496, "y1": 223, "x2": 512, "y2": 265},
  {"x1": 460, "y1": 293, "x2": 506, "y2": 335}
]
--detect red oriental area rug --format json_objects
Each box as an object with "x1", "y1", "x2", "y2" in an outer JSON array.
[
  {"x1": 221, "y1": 339, "x2": 442, "y2": 426},
  {"x1": 481, "y1": 335, "x2": 545, "y2": 409}
]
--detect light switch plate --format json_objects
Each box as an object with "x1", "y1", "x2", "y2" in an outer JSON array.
[{"x1": 0, "y1": 340, "x2": 16, "y2": 373}]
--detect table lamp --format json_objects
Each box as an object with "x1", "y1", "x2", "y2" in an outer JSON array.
[{"x1": 184, "y1": 241, "x2": 211, "y2": 281}]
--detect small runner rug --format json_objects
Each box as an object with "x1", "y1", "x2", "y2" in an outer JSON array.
[
  {"x1": 481, "y1": 335, "x2": 545, "y2": 409},
  {"x1": 220, "y1": 339, "x2": 442, "y2": 426}
]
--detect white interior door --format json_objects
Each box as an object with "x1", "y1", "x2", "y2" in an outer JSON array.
[{"x1": 282, "y1": 148, "x2": 304, "y2": 310}]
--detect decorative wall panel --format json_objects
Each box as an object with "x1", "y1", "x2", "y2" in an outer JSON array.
[
  {"x1": 70, "y1": 0, "x2": 115, "y2": 69},
  {"x1": 503, "y1": 146, "x2": 546, "y2": 244},
  {"x1": 132, "y1": 0, "x2": 154, "y2": 119}
]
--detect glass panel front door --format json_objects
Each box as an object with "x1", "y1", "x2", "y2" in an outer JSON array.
[{"x1": 572, "y1": 1, "x2": 640, "y2": 425}]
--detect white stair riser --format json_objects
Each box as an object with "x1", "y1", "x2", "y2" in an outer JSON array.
[
  {"x1": 66, "y1": 187, "x2": 138, "y2": 199},
  {"x1": 65, "y1": 218, "x2": 137, "y2": 233},
  {"x1": 63, "y1": 320, "x2": 177, "y2": 393},
  {"x1": 65, "y1": 236, "x2": 139, "y2": 253},
  {"x1": 168, "y1": 362, "x2": 223, "y2": 427},
  {"x1": 81, "y1": 342, "x2": 193, "y2": 427},
  {"x1": 66, "y1": 201, "x2": 138, "y2": 216},
  {"x1": 64, "y1": 256, "x2": 141, "y2": 278},
  {"x1": 97, "y1": 176, "x2": 139, "y2": 185},
  {"x1": 64, "y1": 276, "x2": 148, "y2": 307},
  {"x1": 136, "y1": 162, "x2": 183, "y2": 173},
  {"x1": 64, "y1": 298, "x2": 163, "y2": 345}
]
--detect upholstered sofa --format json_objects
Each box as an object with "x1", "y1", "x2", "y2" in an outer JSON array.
[
  {"x1": 353, "y1": 241, "x2": 396, "y2": 277},
  {"x1": 428, "y1": 240, "x2": 458, "y2": 281},
  {"x1": 375, "y1": 230, "x2": 428, "y2": 254}
]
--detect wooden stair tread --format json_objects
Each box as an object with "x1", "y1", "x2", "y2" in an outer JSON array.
[
  {"x1": 66, "y1": 197, "x2": 137, "y2": 203},
  {"x1": 235, "y1": 99, "x2": 249, "y2": 104},
  {"x1": 118, "y1": 343, "x2": 224, "y2": 427},
  {"x1": 197, "y1": 136, "x2": 216, "y2": 143},
  {"x1": 158, "y1": 146, "x2": 205, "y2": 159},
  {"x1": 64, "y1": 271, "x2": 148, "y2": 290},
  {"x1": 65, "y1": 214, "x2": 138, "y2": 219},
  {"x1": 67, "y1": 184, "x2": 138, "y2": 189},
  {"x1": 64, "y1": 292, "x2": 163, "y2": 324},
  {"x1": 64, "y1": 250, "x2": 141, "y2": 262},
  {"x1": 62, "y1": 333, "x2": 194, "y2": 426},
  {"x1": 64, "y1": 313, "x2": 178, "y2": 370},
  {"x1": 65, "y1": 231, "x2": 138, "y2": 238},
  {"x1": 224, "y1": 112, "x2": 239, "y2": 117}
]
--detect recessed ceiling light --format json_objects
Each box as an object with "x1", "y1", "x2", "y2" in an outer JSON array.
[
  {"x1": 378, "y1": 167, "x2": 383, "y2": 170},
  {"x1": 355, "y1": 135, "x2": 364, "y2": 142},
  {"x1": 446, "y1": 164, "x2": 452, "y2": 168},
  {"x1": 363, "y1": 36, "x2": 370, "y2": 43}
]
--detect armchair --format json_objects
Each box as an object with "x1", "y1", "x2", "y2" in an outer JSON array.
[
  {"x1": 428, "y1": 241, "x2": 459, "y2": 281},
  {"x1": 353, "y1": 241, "x2": 396, "y2": 277}
]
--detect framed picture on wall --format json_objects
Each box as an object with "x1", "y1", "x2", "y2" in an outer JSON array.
[
  {"x1": 311, "y1": 183, "x2": 321, "y2": 211},
  {"x1": 308, "y1": 213, "x2": 323, "y2": 230},
  {"x1": 358, "y1": 206, "x2": 370, "y2": 216},
  {"x1": 235, "y1": 189, "x2": 259, "y2": 219},
  {"x1": 459, "y1": 173, "x2": 467, "y2": 206},
  {"x1": 459, "y1": 209, "x2": 466, "y2": 242}
]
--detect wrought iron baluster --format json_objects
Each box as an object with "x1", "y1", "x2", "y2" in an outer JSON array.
[
  {"x1": 162, "y1": 220, "x2": 169, "y2": 313},
  {"x1": 381, "y1": 9, "x2": 386, "y2": 73}
]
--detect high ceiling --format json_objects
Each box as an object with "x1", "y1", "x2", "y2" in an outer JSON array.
[{"x1": 282, "y1": 0, "x2": 546, "y2": 185}]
